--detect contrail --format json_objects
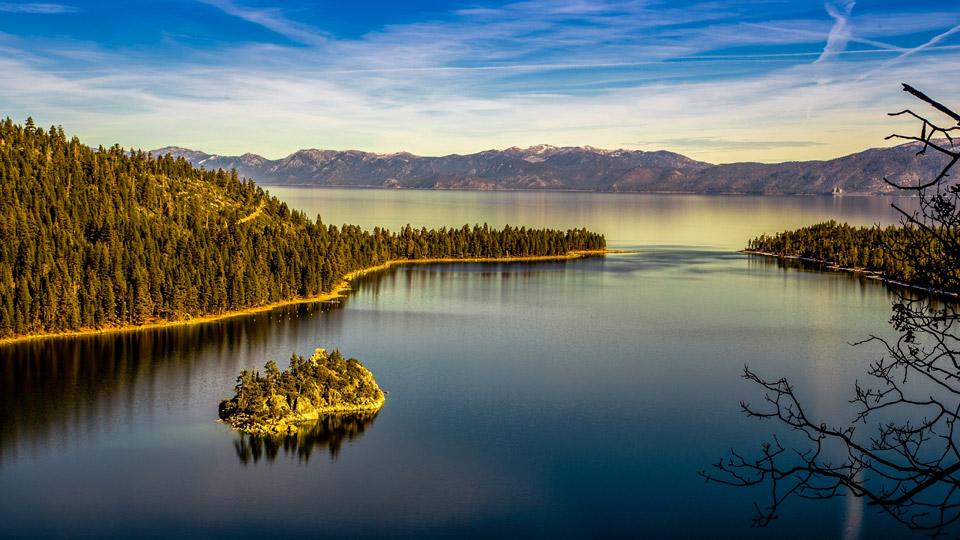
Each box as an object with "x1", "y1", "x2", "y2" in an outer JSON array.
[
  {"x1": 815, "y1": 1, "x2": 856, "y2": 65},
  {"x1": 858, "y1": 21, "x2": 960, "y2": 80}
]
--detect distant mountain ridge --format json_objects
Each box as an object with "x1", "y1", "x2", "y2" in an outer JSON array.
[{"x1": 150, "y1": 142, "x2": 955, "y2": 195}]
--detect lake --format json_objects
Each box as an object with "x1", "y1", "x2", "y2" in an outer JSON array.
[{"x1": 0, "y1": 190, "x2": 926, "y2": 539}]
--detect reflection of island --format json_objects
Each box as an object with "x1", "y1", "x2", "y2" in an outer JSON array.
[
  {"x1": 219, "y1": 348, "x2": 385, "y2": 435},
  {"x1": 234, "y1": 411, "x2": 380, "y2": 465},
  {"x1": 0, "y1": 301, "x2": 339, "y2": 468}
]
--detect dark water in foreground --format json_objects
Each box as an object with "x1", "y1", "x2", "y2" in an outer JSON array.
[{"x1": 0, "y1": 191, "x2": 932, "y2": 538}]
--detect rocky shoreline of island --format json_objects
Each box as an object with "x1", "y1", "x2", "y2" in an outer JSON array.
[{"x1": 218, "y1": 348, "x2": 386, "y2": 436}]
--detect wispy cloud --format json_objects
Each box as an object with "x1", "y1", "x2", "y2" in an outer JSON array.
[
  {"x1": 743, "y1": 21, "x2": 901, "y2": 52},
  {"x1": 868, "y1": 22, "x2": 960, "y2": 75},
  {"x1": 646, "y1": 138, "x2": 825, "y2": 152},
  {"x1": 815, "y1": 1, "x2": 856, "y2": 64},
  {"x1": 195, "y1": 0, "x2": 328, "y2": 46},
  {"x1": 1, "y1": 0, "x2": 959, "y2": 163},
  {"x1": 0, "y1": 2, "x2": 77, "y2": 13}
]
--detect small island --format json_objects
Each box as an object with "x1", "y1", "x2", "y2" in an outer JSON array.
[{"x1": 218, "y1": 348, "x2": 385, "y2": 436}]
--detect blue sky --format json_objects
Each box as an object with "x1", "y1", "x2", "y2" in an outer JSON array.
[{"x1": 1, "y1": 0, "x2": 958, "y2": 162}]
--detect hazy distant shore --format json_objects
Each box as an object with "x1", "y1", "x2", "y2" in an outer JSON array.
[{"x1": 154, "y1": 141, "x2": 951, "y2": 196}]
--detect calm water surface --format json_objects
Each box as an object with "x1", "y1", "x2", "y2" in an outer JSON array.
[{"x1": 0, "y1": 191, "x2": 929, "y2": 539}]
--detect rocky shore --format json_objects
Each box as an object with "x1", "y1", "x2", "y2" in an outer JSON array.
[{"x1": 219, "y1": 348, "x2": 385, "y2": 436}]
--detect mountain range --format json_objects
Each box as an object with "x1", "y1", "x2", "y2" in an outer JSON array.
[{"x1": 150, "y1": 142, "x2": 955, "y2": 195}]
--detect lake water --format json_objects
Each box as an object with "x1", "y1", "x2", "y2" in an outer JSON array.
[{"x1": 0, "y1": 190, "x2": 930, "y2": 539}]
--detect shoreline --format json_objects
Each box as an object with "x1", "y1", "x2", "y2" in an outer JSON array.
[
  {"x1": 742, "y1": 249, "x2": 959, "y2": 300},
  {"x1": 222, "y1": 399, "x2": 386, "y2": 436},
  {"x1": 262, "y1": 185, "x2": 912, "y2": 197},
  {"x1": 0, "y1": 249, "x2": 622, "y2": 347}
]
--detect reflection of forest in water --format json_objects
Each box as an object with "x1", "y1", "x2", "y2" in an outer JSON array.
[
  {"x1": 349, "y1": 258, "x2": 599, "y2": 304},
  {"x1": 746, "y1": 254, "x2": 932, "y2": 299},
  {"x1": 0, "y1": 259, "x2": 592, "y2": 469},
  {"x1": 234, "y1": 412, "x2": 380, "y2": 465},
  {"x1": 0, "y1": 300, "x2": 342, "y2": 467}
]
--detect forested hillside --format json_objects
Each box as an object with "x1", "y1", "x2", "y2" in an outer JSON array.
[
  {"x1": 746, "y1": 220, "x2": 958, "y2": 293},
  {"x1": 0, "y1": 118, "x2": 605, "y2": 340}
]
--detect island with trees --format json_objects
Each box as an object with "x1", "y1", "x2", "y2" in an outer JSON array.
[
  {"x1": 0, "y1": 117, "x2": 607, "y2": 343},
  {"x1": 219, "y1": 348, "x2": 384, "y2": 436}
]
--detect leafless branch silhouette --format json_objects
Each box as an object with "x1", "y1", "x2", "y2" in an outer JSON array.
[{"x1": 702, "y1": 85, "x2": 960, "y2": 538}]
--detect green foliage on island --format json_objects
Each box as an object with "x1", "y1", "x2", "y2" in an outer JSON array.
[
  {"x1": 0, "y1": 117, "x2": 606, "y2": 339},
  {"x1": 219, "y1": 348, "x2": 384, "y2": 435},
  {"x1": 747, "y1": 220, "x2": 959, "y2": 293}
]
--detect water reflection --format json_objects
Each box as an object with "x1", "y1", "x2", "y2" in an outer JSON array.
[
  {"x1": 0, "y1": 248, "x2": 919, "y2": 538},
  {"x1": 843, "y1": 484, "x2": 864, "y2": 540},
  {"x1": 0, "y1": 258, "x2": 596, "y2": 470},
  {"x1": 234, "y1": 412, "x2": 380, "y2": 465},
  {"x1": 0, "y1": 300, "x2": 345, "y2": 468},
  {"x1": 745, "y1": 253, "x2": 941, "y2": 301},
  {"x1": 267, "y1": 188, "x2": 919, "y2": 251},
  {"x1": 349, "y1": 258, "x2": 603, "y2": 292},
  {"x1": 1, "y1": 192, "x2": 934, "y2": 539}
]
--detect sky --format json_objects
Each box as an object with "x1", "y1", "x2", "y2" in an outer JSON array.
[{"x1": 1, "y1": 0, "x2": 959, "y2": 163}]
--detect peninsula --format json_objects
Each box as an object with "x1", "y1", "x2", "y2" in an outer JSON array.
[
  {"x1": 0, "y1": 118, "x2": 607, "y2": 344},
  {"x1": 745, "y1": 220, "x2": 959, "y2": 297},
  {"x1": 219, "y1": 348, "x2": 385, "y2": 436}
]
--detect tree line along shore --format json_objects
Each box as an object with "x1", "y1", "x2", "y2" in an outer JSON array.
[
  {"x1": 745, "y1": 219, "x2": 960, "y2": 295},
  {"x1": 0, "y1": 117, "x2": 606, "y2": 342}
]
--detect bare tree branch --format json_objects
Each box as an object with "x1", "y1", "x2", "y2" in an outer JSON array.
[
  {"x1": 702, "y1": 86, "x2": 960, "y2": 538},
  {"x1": 902, "y1": 84, "x2": 960, "y2": 126}
]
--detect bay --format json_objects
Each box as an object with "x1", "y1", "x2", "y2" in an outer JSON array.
[{"x1": 0, "y1": 190, "x2": 924, "y2": 538}]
